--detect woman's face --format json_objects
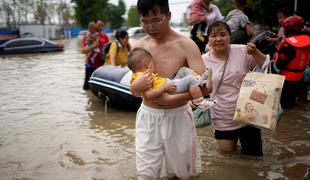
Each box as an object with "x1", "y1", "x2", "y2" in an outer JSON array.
[
  {"x1": 119, "y1": 35, "x2": 129, "y2": 47},
  {"x1": 208, "y1": 26, "x2": 231, "y2": 53}
]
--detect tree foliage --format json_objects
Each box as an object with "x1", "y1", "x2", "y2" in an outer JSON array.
[
  {"x1": 106, "y1": 0, "x2": 126, "y2": 29},
  {"x1": 215, "y1": 0, "x2": 297, "y2": 28},
  {"x1": 127, "y1": 6, "x2": 140, "y2": 27},
  {"x1": 72, "y1": 0, "x2": 109, "y2": 28},
  {"x1": 33, "y1": 0, "x2": 47, "y2": 25},
  {"x1": 72, "y1": 0, "x2": 126, "y2": 29}
]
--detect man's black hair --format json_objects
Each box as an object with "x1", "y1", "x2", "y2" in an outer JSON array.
[
  {"x1": 137, "y1": 0, "x2": 170, "y2": 16},
  {"x1": 95, "y1": 18, "x2": 105, "y2": 23}
]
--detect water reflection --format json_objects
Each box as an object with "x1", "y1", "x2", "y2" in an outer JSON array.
[{"x1": 0, "y1": 39, "x2": 309, "y2": 180}]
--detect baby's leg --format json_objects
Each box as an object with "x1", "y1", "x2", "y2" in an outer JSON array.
[
  {"x1": 192, "y1": 97, "x2": 217, "y2": 111},
  {"x1": 85, "y1": 52, "x2": 92, "y2": 64},
  {"x1": 200, "y1": 21, "x2": 207, "y2": 33},
  {"x1": 89, "y1": 52, "x2": 97, "y2": 64},
  {"x1": 91, "y1": 52, "x2": 98, "y2": 59},
  {"x1": 174, "y1": 67, "x2": 195, "y2": 79},
  {"x1": 170, "y1": 75, "x2": 199, "y2": 93}
]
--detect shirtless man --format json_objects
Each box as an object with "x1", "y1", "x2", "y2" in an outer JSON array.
[{"x1": 131, "y1": 0, "x2": 211, "y2": 179}]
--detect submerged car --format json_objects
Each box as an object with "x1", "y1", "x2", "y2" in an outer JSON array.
[{"x1": 0, "y1": 37, "x2": 64, "y2": 55}]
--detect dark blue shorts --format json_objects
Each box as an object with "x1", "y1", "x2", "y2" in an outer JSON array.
[{"x1": 214, "y1": 125, "x2": 263, "y2": 156}]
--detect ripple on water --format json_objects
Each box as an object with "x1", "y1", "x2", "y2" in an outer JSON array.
[{"x1": 0, "y1": 39, "x2": 309, "y2": 180}]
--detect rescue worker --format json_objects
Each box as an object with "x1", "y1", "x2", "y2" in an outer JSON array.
[{"x1": 272, "y1": 15, "x2": 310, "y2": 108}]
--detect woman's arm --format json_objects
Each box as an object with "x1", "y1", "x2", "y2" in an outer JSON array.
[
  {"x1": 247, "y1": 43, "x2": 266, "y2": 67},
  {"x1": 108, "y1": 42, "x2": 118, "y2": 66},
  {"x1": 244, "y1": 23, "x2": 254, "y2": 39}
]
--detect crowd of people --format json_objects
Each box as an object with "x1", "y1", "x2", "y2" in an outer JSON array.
[
  {"x1": 80, "y1": 19, "x2": 132, "y2": 90},
  {"x1": 80, "y1": 0, "x2": 310, "y2": 178}
]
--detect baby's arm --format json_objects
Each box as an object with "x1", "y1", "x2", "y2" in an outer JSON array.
[
  {"x1": 144, "y1": 83, "x2": 176, "y2": 99},
  {"x1": 266, "y1": 36, "x2": 279, "y2": 42}
]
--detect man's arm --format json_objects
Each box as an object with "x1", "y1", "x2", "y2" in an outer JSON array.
[
  {"x1": 130, "y1": 69, "x2": 153, "y2": 97},
  {"x1": 153, "y1": 38, "x2": 211, "y2": 106},
  {"x1": 144, "y1": 83, "x2": 176, "y2": 99},
  {"x1": 184, "y1": 38, "x2": 212, "y2": 96}
]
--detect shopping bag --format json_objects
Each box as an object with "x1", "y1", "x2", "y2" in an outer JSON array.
[
  {"x1": 233, "y1": 62, "x2": 285, "y2": 130},
  {"x1": 193, "y1": 108, "x2": 211, "y2": 128}
]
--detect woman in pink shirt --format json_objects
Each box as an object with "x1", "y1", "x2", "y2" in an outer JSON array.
[{"x1": 202, "y1": 21, "x2": 267, "y2": 156}]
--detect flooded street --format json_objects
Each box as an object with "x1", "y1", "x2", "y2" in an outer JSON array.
[{"x1": 0, "y1": 39, "x2": 309, "y2": 180}]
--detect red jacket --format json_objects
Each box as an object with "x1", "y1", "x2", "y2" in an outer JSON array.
[
  {"x1": 82, "y1": 32, "x2": 109, "y2": 68},
  {"x1": 274, "y1": 35, "x2": 310, "y2": 81}
]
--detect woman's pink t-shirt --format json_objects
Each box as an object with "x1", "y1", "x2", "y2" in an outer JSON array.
[{"x1": 202, "y1": 44, "x2": 256, "y2": 131}]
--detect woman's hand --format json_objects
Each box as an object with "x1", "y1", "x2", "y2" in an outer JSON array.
[
  {"x1": 246, "y1": 43, "x2": 257, "y2": 55},
  {"x1": 247, "y1": 42, "x2": 267, "y2": 67}
]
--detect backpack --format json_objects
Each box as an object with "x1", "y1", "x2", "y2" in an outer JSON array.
[{"x1": 101, "y1": 41, "x2": 118, "y2": 64}]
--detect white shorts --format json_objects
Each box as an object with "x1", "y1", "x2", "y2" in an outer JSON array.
[{"x1": 135, "y1": 103, "x2": 202, "y2": 179}]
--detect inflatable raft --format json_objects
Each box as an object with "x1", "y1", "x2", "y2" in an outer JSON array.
[{"x1": 89, "y1": 65, "x2": 142, "y2": 111}]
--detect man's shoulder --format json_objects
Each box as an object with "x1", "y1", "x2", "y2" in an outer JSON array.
[
  {"x1": 132, "y1": 36, "x2": 150, "y2": 48},
  {"x1": 98, "y1": 32, "x2": 108, "y2": 38}
]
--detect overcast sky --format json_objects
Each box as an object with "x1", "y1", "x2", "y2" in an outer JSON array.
[{"x1": 110, "y1": 0, "x2": 191, "y2": 23}]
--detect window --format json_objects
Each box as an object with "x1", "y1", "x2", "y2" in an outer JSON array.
[{"x1": 6, "y1": 40, "x2": 43, "y2": 48}]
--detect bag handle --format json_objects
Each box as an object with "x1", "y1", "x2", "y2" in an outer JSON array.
[
  {"x1": 253, "y1": 55, "x2": 271, "y2": 74},
  {"x1": 213, "y1": 52, "x2": 229, "y2": 96}
]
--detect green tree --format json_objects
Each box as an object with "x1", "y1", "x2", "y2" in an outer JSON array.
[
  {"x1": 106, "y1": 0, "x2": 126, "y2": 29},
  {"x1": 72, "y1": 0, "x2": 109, "y2": 28},
  {"x1": 127, "y1": 6, "x2": 139, "y2": 27},
  {"x1": 247, "y1": 0, "x2": 294, "y2": 28},
  {"x1": 33, "y1": 0, "x2": 47, "y2": 25}
]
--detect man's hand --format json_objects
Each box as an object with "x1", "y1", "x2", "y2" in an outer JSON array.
[
  {"x1": 130, "y1": 69, "x2": 153, "y2": 97},
  {"x1": 164, "y1": 83, "x2": 177, "y2": 94}
]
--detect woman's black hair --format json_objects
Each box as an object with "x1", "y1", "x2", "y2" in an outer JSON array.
[
  {"x1": 207, "y1": 21, "x2": 231, "y2": 36},
  {"x1": 137, "y1": 0, "x2": 170, "y2": 16},
  {"x1": 115, "y1": 30, "x2": 128, "y2": 41}
]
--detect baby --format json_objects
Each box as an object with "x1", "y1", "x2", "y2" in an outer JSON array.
[
  {"x1": 243, "y1": 102, "x2": 258, "y2": 122},
  {"x1": 189, "y1": 0, "x2": 213, "y2": 37},
  {"x1": 243, "y1": 102, "x2": 268, "y2": 124},
  {"x1": 127, "y1": 48, "x2": 216, "y2": 111},
  {"x1": 85, "y1": 21, "x2": 100, "y2": 67}
]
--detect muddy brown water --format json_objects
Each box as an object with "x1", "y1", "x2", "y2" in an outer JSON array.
[{"x1": 0, "y1": 39, "x2": 309, "y2": 180}]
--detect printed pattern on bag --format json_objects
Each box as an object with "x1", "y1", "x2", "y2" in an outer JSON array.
[
  {"x1": 249, "y1": 87, "x2": 268, "y2": 104},
  {"x1": 233, "y1": 71, "x2": 285, "y2": 130}
]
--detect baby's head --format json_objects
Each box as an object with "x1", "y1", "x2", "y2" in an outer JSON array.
[
  {"x1": 244, "y1": 102, "x2": 254, "y2": 111},
  {"x1": 127, "y1": 48, "x2": 154, "y2": 73},
  {"x1": 277, "y1": 7, "x2": 292, "y2": 25},
  {"x1": 88, "y1": 21, "x2": 97, "y2": 33}
]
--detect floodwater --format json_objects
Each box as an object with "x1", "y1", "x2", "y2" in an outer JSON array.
[{"x1": 0, "y1": 39, "x2": 309, "y2": 180}]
